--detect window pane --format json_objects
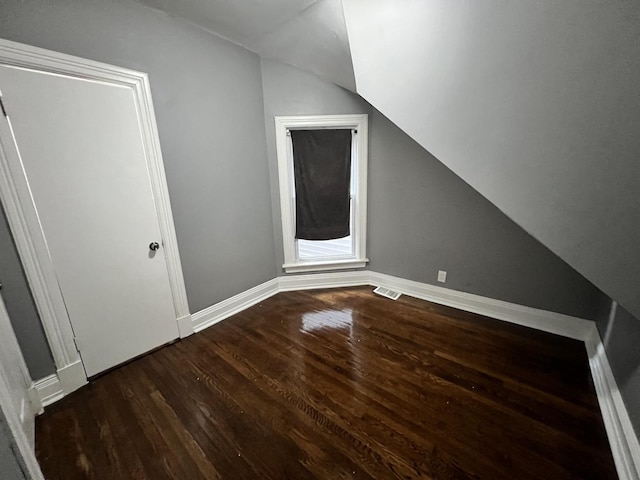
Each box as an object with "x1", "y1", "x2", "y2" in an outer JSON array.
[{"x1": 297, "y1": 236, "x2": 352, "y2": 259}]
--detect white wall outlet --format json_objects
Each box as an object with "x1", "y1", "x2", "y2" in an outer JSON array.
[{"x1": 437, "y1": 270, "x2": 447, "y2": 283}]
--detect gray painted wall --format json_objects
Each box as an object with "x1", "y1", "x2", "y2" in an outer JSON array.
[
  {"x1": 344, "y1": 0, "x2": 640, "y2": 320},
  {"x1": 261, "y1": 59, "x2": 603, "y2": 318},
  {"x1": 597, "y1": 300, "x2": 640, "y2": 437},
  {"x1": 0, "y1": 208, "x2": 54, "y2": 379},
  {"x1": 0, "y1": 0, "x2": 275, "y2": 375},
  {"x1": 368, "y1": 110, "x2": 603, "y2": 319}
]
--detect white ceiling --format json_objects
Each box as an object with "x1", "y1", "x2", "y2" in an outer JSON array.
[
  {"x1": 255, "y1": 0, "x2": 355, "y2": 90},
  {"x1": 136, "y1": 0, "x2": 356, "y2": 91},
  {"x1": 137, "y1": 0, "x2": 318, "y2": 46}
]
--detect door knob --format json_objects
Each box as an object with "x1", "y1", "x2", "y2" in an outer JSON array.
[{"x1": 149, "y1": 242, "x2": 160, "y2": 251}]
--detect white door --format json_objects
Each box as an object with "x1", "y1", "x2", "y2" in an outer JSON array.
[{"x1": 0, "y1": 64, "x2": 179, "y2": 377}]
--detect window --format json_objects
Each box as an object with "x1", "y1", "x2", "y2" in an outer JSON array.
[{"x1": 275, "y1": 114, "x2": 368, "y2": 273}]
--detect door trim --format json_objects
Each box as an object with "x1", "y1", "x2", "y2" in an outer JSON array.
[
  {"x1": 0, "y1": 38, "x2": 191, "y2": 394},
  {"x1": 0, "y1": 293, "x2": 45, "y2": 479}
]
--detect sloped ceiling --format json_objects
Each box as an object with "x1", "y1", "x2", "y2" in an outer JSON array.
[
  {"x1": 136, "y1": 0, "x2": 356, "y2": 90},
  {"x1": 136, "y1": 0, "x2": 318, "y2": 45},
  {"x1": 343, "y1": 0, "x2": 640, "y2": 320},
  {"x1": 134, "y1": 0, "x2": 639, "y2": 319}
]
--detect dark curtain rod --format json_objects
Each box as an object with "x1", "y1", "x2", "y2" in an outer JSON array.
[{"x1": 287, "y1": 128, "x2": 357, "y2": 135}]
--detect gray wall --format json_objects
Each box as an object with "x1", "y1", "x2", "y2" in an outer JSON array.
[
  {"x1": 344, "y1": 0, "x2": 640, "y2": 320},
  {"x1": 0, "y1": 208, "x2": 54, "y2": 379},
  {"x1": 368, "y1": 110, "x2": 603, "y2": 319},
  {"x1": 262, "y1": 59, "x2": 603, "y2": 318},
  {"x1": 597, "y1": 300, "x2": 640, "y2": 436},
  {"x1": 0, "y1": 0, "x2": 276, "y2": 376}
]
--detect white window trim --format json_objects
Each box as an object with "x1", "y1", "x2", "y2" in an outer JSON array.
[{"x1": 275, "y1": 114, "x2": 369, "y2": 274}]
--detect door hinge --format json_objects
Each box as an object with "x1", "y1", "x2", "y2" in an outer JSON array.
[
  {"x1": 73, "y1": 337, "x2": 81, "y2": 353},
  {"x1": 0, "y1": 96, "x2": 7, "y2": 117}
]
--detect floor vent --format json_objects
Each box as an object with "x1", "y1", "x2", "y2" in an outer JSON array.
[{"x1": 373, "y1": 286, "x2": 402, "y2": 300}]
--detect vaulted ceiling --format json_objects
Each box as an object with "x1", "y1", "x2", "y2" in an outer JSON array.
[
  {"x1": 135, "y1": 0, "x2": 356, "y2": 90},
  {"x1": 136, "y1": 0, "x2": 640, "y2": 322}
]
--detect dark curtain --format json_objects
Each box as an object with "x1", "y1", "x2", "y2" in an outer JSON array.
[{"x1": 291, "y1": 129, "x2": 352, "y2": 240}]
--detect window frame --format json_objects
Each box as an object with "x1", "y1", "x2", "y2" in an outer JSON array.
[{"x1": 275, "y1": 114, "x2": 369, "y2": 274}]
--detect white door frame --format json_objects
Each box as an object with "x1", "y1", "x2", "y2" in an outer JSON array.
[
  {"x1": 0, "y1": 38, "x2": 191, "y2": 396},
  {"x1": 0, "y1": 293, "x2": 44, "y2": 480}
]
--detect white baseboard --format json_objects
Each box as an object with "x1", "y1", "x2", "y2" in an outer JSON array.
[
  {"x1": 278, "y1": 270, "x2": 369, "y2": 292},
  {"x1": 34, "y1": 374, "x2": 63, "y2": 408},
  {"x1": 34, "y1": 360, "x2": 87, "y2": 409},
  {"x1": 27, "y1": 385, "x2": 43, "y2": 416},
  {"x1": 586, "y1": 325, "x2": 640, "y2": 480},
  {"x1": 193, "y1": 270, "x2": 591, "y2": 341},
  {"x1": 56, "y1": 360, "x2": 87, "y2": 395},
  {"x1": 368, "y1": 271, "x2": 593, "y2": 341},
  {"x1": 177, "y1": 314, "x2": 193, "y2": 338},
  {"x1": 191, "y1": 272, "x2": 370, "y2": 334},
  {"x1": 192, "y1": 279, "x2": 279, "y2": 333}
]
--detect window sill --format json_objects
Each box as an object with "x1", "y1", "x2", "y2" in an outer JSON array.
[{"x1": 283, "y1": 258, "x2": 369, "y2": 274}]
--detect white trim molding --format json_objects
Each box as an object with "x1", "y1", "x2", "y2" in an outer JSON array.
[
  {"x1": 368, "y1": 271, "x2": 594, "y2": 341},
  {"x1": 33, "y1": 374, "x2": 64, "y2": 409},
  {"x1": 191, "y1": 270, "x2": 593, "y2": 341},
  {"x1": 32, "y1": 359, "x2": 86, "y2": 409},
  {"x1": 0, "y1": 38, "x2": 190, "y2": 389},
  {"x1": 192, "y1": 279, "x2": 279, "y2": 333},
  {"x1": 0, "y1": 367, "x2": 45, "y2": 480},
  {"x1": 274, "y1": 114, "x2": 369, "y2": 274},
  {"x1": 26, "y1": 386, "x2": 42, "y2": 417},
  {"x1": 586, "y1": 326, "x2": 640, "y2": 480},
  {"x1": 55, "y1": 361, "x2": 86, "y2": 397},
  {"x1": 192, "y1": 270, "x2": 591, "y2": 340},
  {"x1": 177, "y1": 314, "x2": 194, "y2": 338},
  {"x1": 133, "y1": 71, "x2": 191, "y2": 324},
  {"x1": 282, "y1": 259, "x2": 368, "y2": 274},
  {"x1": 0, "y1": 115, "x2": 80, "y2": 371},
  {"x1": 191, "y1": 272, "x2": 370, "y2": 335},
  {"x1": 0, "y1": 292, "x2": 42, "y2": 476},
  {"x1": 278, "y1": 270, "x2": 369, "y2": 292}
]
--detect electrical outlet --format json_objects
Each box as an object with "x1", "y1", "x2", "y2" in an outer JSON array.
[{"x1": 437, "y1": 270, "x2": 447, "y2": 283}]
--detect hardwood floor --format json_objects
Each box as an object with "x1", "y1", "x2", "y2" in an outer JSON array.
[{"x1": 35, "y1": 287, "x2": 617, "y2": 479}]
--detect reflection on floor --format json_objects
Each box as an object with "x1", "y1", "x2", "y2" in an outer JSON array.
[{"x1": 35, "y1": 287, "x2": 617, "y2": 479}]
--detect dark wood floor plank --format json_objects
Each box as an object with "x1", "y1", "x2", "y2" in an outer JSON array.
[
  {"x1": 238, "y1": 294, "x2": 604, "y2": 474},
  {"x1": 148, "y1": 346, "x2": 320, "y2": 479},
  {"x1": 222, "y1": 315, "x2": 496, "y2": 478},
  {"x1": 111, "y1": 367, "x2": 195, "y2": 480},
  {"x1": 236, "y1": 309, "x2": 575, "y2": 480},
  {"x1": 182, "y1": 332, "x2": 393, "y2": 479},
  {"x1": 36, "y1": 287, "x2": 617, "y2": 479}
]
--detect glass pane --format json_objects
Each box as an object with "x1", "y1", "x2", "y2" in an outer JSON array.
[{"x1": 297, "y1": 236, "x2": 353, "y2": 259}]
